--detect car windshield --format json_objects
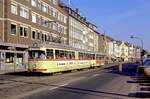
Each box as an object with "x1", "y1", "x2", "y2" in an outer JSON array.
[
  {"x1": 29, "y1": 50, "x2": 46, "y2": 59},
  {"x1": 144, "y1": 59, "x2": 150, "y2": 64},
  {"x1": 144, "y1": 60, "x2": 150, "y2": 67}
]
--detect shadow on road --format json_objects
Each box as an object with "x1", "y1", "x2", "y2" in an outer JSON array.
[
  {"x1": 107, "y1": 63, "x2": 150, "y2": 98},
  {"x1": 105, "y1": 63, "x2": 138, "y2": 76},
  {"x1": 104, "y1": 63, "x2": 150, "y2": 98},
  {"x1": 4, "y1": 72, "x2": 52, "y2": 77},
  {"x1": 53, "y1": 85, "x2": 129, "y2": 99},
  {"x1": 128, "y1": 74, "x2": 150, "y2": 98}
]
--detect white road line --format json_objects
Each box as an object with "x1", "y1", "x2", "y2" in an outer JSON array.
[
  {"x1": 92, "y1": 74, "x2": 100, "y2": 77},
  {"x1": 59, "y1": 83, "x2": 69, "y2": 87},
  {"x1": 11, "y1": 77, "x2": 86, "y2": 99},
  {"x1": 49, "y1": 87, "x2": 59, "y2": 90}
]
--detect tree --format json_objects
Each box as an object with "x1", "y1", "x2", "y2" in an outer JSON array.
[{"x1": 141, "y1": 49, "x2": 147, "y2": 57}]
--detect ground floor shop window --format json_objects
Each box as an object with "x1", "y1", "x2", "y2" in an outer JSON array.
[
  {"x1": 5, "y1": 53, "x2": 14, "y2": 63},
  {"x1": 17, "y1": 53, "x2": 23, "y2": 65}
]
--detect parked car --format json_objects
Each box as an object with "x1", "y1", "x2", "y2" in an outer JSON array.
[
  {"x1": 143, "y1": 61, "x2": 150, "y2": 76},
  {"x1": 138, "y1": 58, "x2": 150, "y2": 73}
]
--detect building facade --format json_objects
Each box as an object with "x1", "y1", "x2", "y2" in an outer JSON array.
[
  {"x1": 0, "y1": 0, "x2": 68, "y2": 72},
  {"x1": 3, "y1": 0, "x2": 68, "y2": 45},
  {"x1": 60, "y1": 3, "x2": 99, "y2": 52}
]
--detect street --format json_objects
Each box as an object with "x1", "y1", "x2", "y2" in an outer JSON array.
[{"x1": 1, "y1": 63, "x2": 150, "y2": 99}]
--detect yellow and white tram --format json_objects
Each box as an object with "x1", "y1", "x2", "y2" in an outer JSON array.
[{"x1": 28, "y1": 43, "x2": 105, "y2": 73}]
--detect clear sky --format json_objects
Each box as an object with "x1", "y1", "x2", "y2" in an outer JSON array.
[{"x1": 63, "y1": 0, "x2": 150, "y2": 50}]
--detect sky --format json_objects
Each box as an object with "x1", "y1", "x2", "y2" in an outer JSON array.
[{"x1": 63, "y1": 0, "x2": 150, "y2": 50}]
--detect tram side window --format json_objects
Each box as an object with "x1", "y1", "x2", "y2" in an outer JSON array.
[
  {"x1": 55, "y1": 50, "x2": 65, "y2": 59},
  {"x1": 96, "y1": 55, "x2": 104, "y2": 60},
  {"x1": 5, "y1": 53, "x2": 14, "y2": 63},
  {"x1": 55, "y1": 50, "x2": 60, "y2": 59},
  {"x1": 79, "y1": 53, "x2": 83, "y2": 60},
  {"x1": 91, "y1": 54, "x2": 95, "y2": 60},
  {"x1": 55, "y1": 50, "x2": 75, "y2": 60},
  {"x1": 47, "y1": 49, "x2": 53, "y2": 59},
  {"x1": 68, "y1": 52, "x2": 75, "y2": 59}
]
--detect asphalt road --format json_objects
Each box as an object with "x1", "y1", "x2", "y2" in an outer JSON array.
[{"x1": 19, "y1": 63, "x2": 139, "y2": 99}]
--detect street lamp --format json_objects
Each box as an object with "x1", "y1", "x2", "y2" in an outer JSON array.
[
  {"x1": 130, "y1": 35, "x2": 144, "y2": 66},
  {"x1": 130, "y1": 35, "x2": 143, "y2": 49}
]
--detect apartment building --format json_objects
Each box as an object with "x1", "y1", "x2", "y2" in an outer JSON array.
[
  {"x1": 4, "y1": 0, "x2": 68, "y2": 45},
  {"x1": 60, "y1": 3, "x2": 99, "y2": 52},
  {"x1": 0, "y1": 0, "x2": 68, "y2": 73}
]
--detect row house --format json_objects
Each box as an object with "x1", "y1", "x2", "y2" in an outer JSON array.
[
  {"x1": 120, "y1": 42, "x2": 129, "y2": 62},
  {"x1": 98, "y1": 34, "x2": 141, "y2": 63},
  {"x1": 98, "y1": 34, "x2": 114, "y2": 63}
]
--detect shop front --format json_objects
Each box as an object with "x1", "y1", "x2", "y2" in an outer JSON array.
[{"x1": 0, "y1": 43, "x2": 28, "y2": 74}]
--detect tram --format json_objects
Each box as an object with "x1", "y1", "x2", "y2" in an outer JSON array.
[{"x1": 28, "y1": 43, "x2": 105, "y2": 73}]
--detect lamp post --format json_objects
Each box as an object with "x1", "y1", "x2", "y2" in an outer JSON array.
[{"x1": 130, "y1": 35, "x2": 144, "y2": 66}]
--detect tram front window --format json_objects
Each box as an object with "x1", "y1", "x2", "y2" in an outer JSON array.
[{"x1": 29, "y1": 51, "x2": 46, "y2": 59}]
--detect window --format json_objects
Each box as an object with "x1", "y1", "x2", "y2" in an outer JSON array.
[
  {"x1": 58, "y1": 26, "x2": 63, "y2": 33},
  {"x1": 24, "y1": 27, "x2": 28, "y2": 37},
  {"x1": 20, "y1": 7, "x2": 29, "y2": 19},
  {"x1": 47, "y1": 49, "x2": 53, "y2": 59},
  {"x1": 37, "y1": 32, "x2": 41, "y2": 40},
  {"x1": 42, "y1": 18, "x2": 49, "y2": 27},
  {"x1": 42, "y1": 3, "x2": 48, "y2": 13},
  {"x1": 50, "y1": 7, "x2": 57, "y2": 18},
  {"x1": 50, "y1": 0, "x2": 57, "y2": 5},
  {"x1": 20, "y1": 27, "x2": 23, "y2": 36},
  {"x1": 37, "y1": 0, "x2": 41, "y2": 9},
  {"x1": 5, "y1": 53, "x2": 14, "y2": 63},
  {"x1": 11, "y1": 23, "x2": 17, "y2": 35},
  {"x1": 32, "y1": 30, "x2": 36, "y2": 39},
  {"x1": 31, "y1": 0, "x2": 37, "y2": 7},
  {"x1": 64, "y1": 17, "x2": 67, "y2": 23},
  {"x1": 11, "y1": 3, "x2": 17, "y2": 15},
  {"x1": 37, "y1": 16, "x2": 41, "y2": 25},
  {"x1": 53, "y1": 0, "x2": 57, "y2": 5},
  {"x1": 49, "y1": 7, "x2": 53, "y2": 16},
  {"x1": 20, "y1": 26, "x2": 28, "y2": 37},
  {"x1": 41, "y1": 34, "x2": 44, "y2": 41},
  {"x1": 52, "y1": 23, "x2": 58, "y2": 31},
  {"x1": 32, "y1": 13, "x2": 37, "y2": 23},
  {"x1": 44, "y1": 34, "x2": 47, "y2": 41},
  {"x1": 61, "y1": 15, "x2": 64, "y2": 23},
  {"x1": 58, "y1": 14, "x2": 61, "y2": 21}
]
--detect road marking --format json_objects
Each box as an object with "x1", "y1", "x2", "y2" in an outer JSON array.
[
  {"x1": 59, "y1": 83, "x2": 69, "y2": 87},
  {"x1": 9, "y1": 77, "x2": 86, "y2": 99},
  {"x1": 92, "y1": 74, "x2": 100, "y2": 77},
  {"x1": 49, "y1": 87, "x2": 59, "y2": 90}
]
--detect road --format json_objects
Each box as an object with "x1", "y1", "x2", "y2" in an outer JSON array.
[{"x1": 0, "y1": 63, "x2": 145, "y2": 99}]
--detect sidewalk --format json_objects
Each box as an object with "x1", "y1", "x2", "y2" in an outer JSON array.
[
  {"x1": 0, "y1": 69, "x2": 27, "y2": 74},
  {"x1": 128, "y1": 74, "x2": 150, "y2": 99}
]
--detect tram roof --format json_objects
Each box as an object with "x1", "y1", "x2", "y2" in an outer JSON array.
[{"x1": 29, "y1": 42, "x2": 105, "y2": 56}]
